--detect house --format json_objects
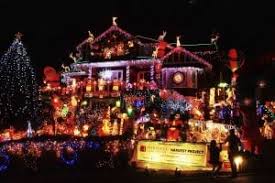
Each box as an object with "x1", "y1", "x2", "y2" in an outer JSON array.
[{"x1": 61, "y1": 18, "x2": 215, "y2": 97}]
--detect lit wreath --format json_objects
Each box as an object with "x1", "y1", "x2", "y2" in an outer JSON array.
[
  {"x1": 0, "y1": 151, "x2": 10, "y2": 173},
  {"x1": 60, "y1": 143, "x2": 78, "y2": 166},
  {"x1": 173, "y1": 72, "x2": 184, "y2": 84}
]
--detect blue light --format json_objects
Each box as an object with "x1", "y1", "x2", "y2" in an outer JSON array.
[
  {"x1": 60, "y1": 143, "x2": 78, "y2": 166},
  {"x1": 0, "y1": 151, "x2": 10, "y2": 173}
]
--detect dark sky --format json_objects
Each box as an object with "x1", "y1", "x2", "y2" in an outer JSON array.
[{"x1": 0, "y1": 0, "x2": 274, "y2": 81}]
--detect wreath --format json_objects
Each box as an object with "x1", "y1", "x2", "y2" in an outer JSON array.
[{"x1": 60, "y1": 143, "x2": 78, "y2": 166}]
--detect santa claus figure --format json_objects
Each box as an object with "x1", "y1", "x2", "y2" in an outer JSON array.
[{"x1": 167, "y1": 114, "x2": 183, "y2": 141}]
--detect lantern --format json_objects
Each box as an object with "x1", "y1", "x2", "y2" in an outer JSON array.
[
  {"x1": 127, "y1": 106, "x2": 133, "y2": 116},
  {"x1": 112, "y1": 80, "x2": 120, "y2": 91},
  {"x1": 98, "y1": 79, "x2": 105, "y2": 91},
  {"x1": 86, "y1": 80, "x2": 92, "y2": 92},
  {"x1": 116, "y1": 100, "x2": 121, "y2": 108}
]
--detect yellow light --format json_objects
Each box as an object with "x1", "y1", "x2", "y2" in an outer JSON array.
[
  {"x1": 111, "y1": 107, "x2": 116, "y2": 111},
  {"x1": 234, "y1": 156, "x2": 243, "y2": 167},
  {"x1": 82, "y1": 133, "x2": 88, "y2": 137},
  {"x1": 72, "y1": 79, "x2": 77, "y2": 88},
  {"x1": 98, "y1": 86, "x2": 104, "y2": 91},
  {"x1": 218, "y1": 82, "x2": 228, "y2": 88},
  {"x1": 116, "y1": 100, "x2": 121, "y2": 107},
  {"x1": 81, "y1": 100, "x2": 88, "y2": 106},
  {"x1": 83, "y1": 124, "x2": 89, "y2": 131},
  {"x1": 86, "y1": 85, "x2": 92, "y2": 92},
  {"x1": 122, "y1": 113, "x2": 128, "y2": 119},
  {"x1": 73, "y1": 128, "x2": 81, "y2": 136},
  {"x1": 71, "y1": 96, "x2": 78, "y2": 107},
  {"x1": 113, "y1": 85, "x2": 119, "y2": 91},
  {"x1": 46, "y1": 83, "x2": 51, "y2": 90}
]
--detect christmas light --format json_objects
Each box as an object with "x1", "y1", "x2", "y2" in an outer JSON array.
[
  {"x1": 83, "y1": 124, "x2": 89, "y2": 131},
  {"x1": 60, "y1": 144, "x2": 78, "y2": 166},
  {"x1": 115, "y1": 100, "x2": 121, "y2": 108},
  {"x1": 126, "y1": 65, "x2": 130, "y2": 84},
  {"x1": 127, "y1": 106, "x2": 133, "y2": 116},
  {"x1": 161, "y1": 46, "x2": 212, "y2": 70},
  {"x1": 162, "y1": 67, "x2": 203, "y2": 73},
  {"x1": 150, "y1": 63, "x2": 154, "y2": 81},
  {"x1": 81, "y1": 100, "x2": 88, "y2": 106},
  {"x1": 0, "y1": 34, "x2": 39, "y2": 129},
  {"x1": 77, "y1": 19, "x2": 132, "y2": 50},
  {"x1": 0, "y1": 151, "x2": 10, "y2": 173},
  {"x1": 99, "y1": 70, "x2": 112, "y2": 80},
  {"x1": 218, "y1": 82, "x2": 229, "y2": 88}
]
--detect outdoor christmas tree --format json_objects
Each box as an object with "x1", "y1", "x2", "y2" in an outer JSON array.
[{"x1": 0, "y1": 33, "x2": 39, "y2": 130}]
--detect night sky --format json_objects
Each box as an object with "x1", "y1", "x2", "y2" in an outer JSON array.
[{"x1": 0, "y1": 0, "x2": 274, "y2": 86}]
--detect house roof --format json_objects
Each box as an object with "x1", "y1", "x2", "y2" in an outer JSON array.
[
  {"x1": 76, "y1": 24, "x2": 133, "y2": 51},
  {"x1": 161, "y1": 46, "x2": 212, "y2": 70}
]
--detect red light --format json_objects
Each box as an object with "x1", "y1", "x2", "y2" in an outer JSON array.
[{"x1": 53, "y1": 98, "x2": 58, "y2": 103}]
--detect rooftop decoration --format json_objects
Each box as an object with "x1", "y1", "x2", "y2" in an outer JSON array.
[
  {"x1": 176, "y1": 36, "x2": 181, "y2": 47},
  {"x1": 161, "y1": 44, "x2": 212, "y2": 70},
  {"x1": 77, "y1": 17, "x2": 133, "y2": 51}
]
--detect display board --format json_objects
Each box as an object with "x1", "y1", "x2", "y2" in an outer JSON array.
[{"x1": 137, "y1": 141, "x2": 208, "y2": 167}]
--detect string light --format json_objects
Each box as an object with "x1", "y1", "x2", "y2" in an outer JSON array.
[
  {"x1": 0, "y1": 151, "x2": 10, "y2": 173},
  {"x1": 60, "y1": 143, "x2": 78, "y2": 166},
  {"x1": 0, "y1": 35, "x2": 39, "y2": 129},
  {"x1": 126, "y1": 65, "x2": 130, "y2": 84}
]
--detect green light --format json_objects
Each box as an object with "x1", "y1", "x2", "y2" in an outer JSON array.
[
  {"x1": 127, "y1": 106, "x2": 133, "y2": 116},
  {"x1": 61, "y1": 105, "x2": 69, "y2": 117},
  {"x1": 218, "y1": 82, "x2": 228, "y2": 88}
]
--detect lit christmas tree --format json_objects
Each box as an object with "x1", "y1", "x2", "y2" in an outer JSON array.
[{"x1": 0, "y1": 33, "x2": 39, "y2": 130}]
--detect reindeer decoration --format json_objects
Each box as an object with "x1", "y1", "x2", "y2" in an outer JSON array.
[
  {"x1": 210, "y1": 32, "x2": 219, "y2": 44},
  {"x1": 87, "y1": 30, "x2": 94, "y2": 43},
  {"x1": 61, "y1": 64, "x2": 70, "y2": 72},
  {"x1": 176, "y1": 36, "x2": 181, "y2": 47},
  {"x1": 69, "y1": 53, "x2": 77, "y2": 63},
  {"x1": 158, "y1": 31, "x2": 167, "y2": 41},
  {"x1": 152, "y1": 31, "x2": 167, "y2": 58},
  {"x1": 152, "y1": 46, "x2": 158, "y2": 58},
  {"x1": 112, "y1": 17, "x2": 118, "y2": 26}
]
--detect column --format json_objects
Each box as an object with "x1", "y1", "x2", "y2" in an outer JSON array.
[
  {"x1": 126, "y1": 65, "x2": 130, "y2": 84},
  {"x1": 150, "y1": 62, "x2": 154, "y2": 81},
  {"x1": 88, "y1": 66, "x2": 92, "y2": 79}
]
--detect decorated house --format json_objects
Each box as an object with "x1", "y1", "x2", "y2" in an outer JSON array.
[{"x1": 60, "y1": 17, "x2": 216, "y2": 97}]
